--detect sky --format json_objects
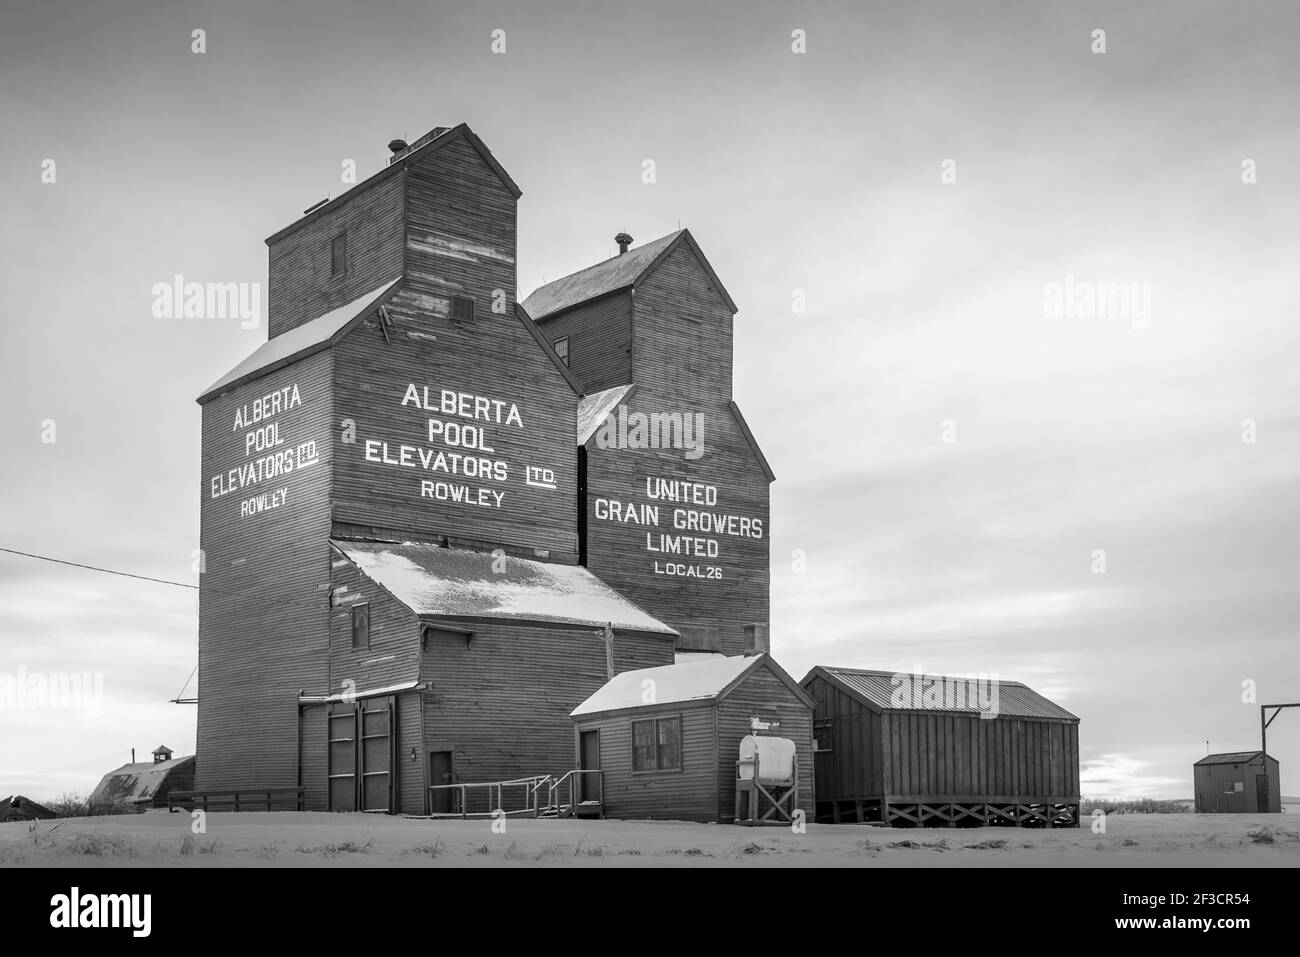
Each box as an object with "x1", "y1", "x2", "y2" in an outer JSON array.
[{"x1": 1, "y1": 0, "x2": 1298, "y2": 802}]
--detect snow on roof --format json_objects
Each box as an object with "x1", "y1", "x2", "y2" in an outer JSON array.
[
  {"x1": 577, "y1": 384, "x2": 635, "y2": 445},
  {"x1": 522, "y1": 231, "x2": 682, "y2": 321},
  {"x1": 570, "y1": 655, "x2": 760, "y2": 716},
  {"x1": 333, "y1": 539, "x2": 677, "y2": 637},
  {"x1": 197, "y1": 277, "x2": 401, "y2": 403},
  {"x1": 89, "y1": 756, "x2": 195, "y2": 806}
]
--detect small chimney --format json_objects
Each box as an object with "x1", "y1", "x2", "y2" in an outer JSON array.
[
  {"x1": 615, "y1": 232, "x2": 633, "y2": 255},
  {"x1": 387, "y1": 138, "x2": 409, "y2": 165}
]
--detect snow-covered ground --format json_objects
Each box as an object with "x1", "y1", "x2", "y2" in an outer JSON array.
[{"x1": 2, "y1": 811, "x2": 1296, "y2": 867}]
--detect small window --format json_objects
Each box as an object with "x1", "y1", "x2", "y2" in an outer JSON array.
[
  {"x1": 554, "y1": 337, "x2": 569, "y2": 366},
  {"x1": 351, "y1": 604, "x2": 370, "y2": 649},
  {"x1": 450, "y1": 295, "x2": 475, "y2": 323},
  {"x1": 632, "y1": 716, "x2": 681, "y2": 772},
  {"x1": 813, "y1": 718, "x2": 833, "y2": 753},
  {"x1": 331, "y1": 233, "x2": 347, "y2": 277}
]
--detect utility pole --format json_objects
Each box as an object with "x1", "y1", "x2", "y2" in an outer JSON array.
[{"x1": 604, "y1": 622, "x2": 614, "y2": 680}]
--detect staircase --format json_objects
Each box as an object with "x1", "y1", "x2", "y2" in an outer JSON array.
[{"x1": 426, "y1": 769, "x2": 602, "y2": 820}]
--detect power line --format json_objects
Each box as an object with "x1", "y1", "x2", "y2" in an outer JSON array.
[{"x1": 0, "y1": 546, "x2": 322, "y2": 611}]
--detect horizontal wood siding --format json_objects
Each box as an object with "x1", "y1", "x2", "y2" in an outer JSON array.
[
  {"x1": 715, "y1": 666, "x2": 814, "y2": 822},
  {"x1": 327, "y1": 550, "x2": 422, "y2": 694},
  {"x1": 584, "y1": 393, "x2": 769, "y2": 656},
  {"x1": 534, "y1": 292, "x2": 633, "y2": 393},
  {"x1": 268, "y1": 172, "x2": 404, "y2": 338},
  {"x1": 298, "y1": 703, "x2": 328, "y2": 810},
  {"x1": 197, "y1": 351, "x2": 333, "y2": 793},
  {"x1": 421, "y1": 621, "x2": 674, "y2": 807},
  {"x1": 396, "y1": 691, "x2": 424, "y2": 814},
  {"x1": 575, "y1": 702, "x2": 717, "y2": 822},
  {"x1": 632, "y1": 240, "x2": 734, "y2": 408}
]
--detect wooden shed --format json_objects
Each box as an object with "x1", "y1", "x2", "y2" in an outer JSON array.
[
  {"x1": 89, "y1": 754, "x2": 197, "y2": 812},
  {"x1": 569, "y1": 654, "x2": 814, "y2": 823},
  {"x1": 802, "y1": 666, "x2": 1080, "y2": 827},
  {"x1": 1193, "y1": 751, "x2": 1280, "y2": 813}
]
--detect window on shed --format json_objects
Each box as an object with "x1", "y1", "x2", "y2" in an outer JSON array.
[
  {"x1": 632, "y1": 716, "x2": 681, "y2": 772},
  {"x1": 813, "y1": 718, "x2": 833, "y2": 752},
  {"x1": 450, "y1": 295, "x2": 475, "y2": 323},
  {"x1": 351, "y1": 604, "x2": 370, "y2": 649},
  {"x1": 554, "y1": 337, "x2": 570, "y2": 365},
  {"x1": 331, "y1": 233, "x2": 347, "y2": 277}
]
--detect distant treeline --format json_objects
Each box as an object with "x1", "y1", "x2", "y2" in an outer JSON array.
[{"x1": 1080, "y1": 797, "x2": 1193, "y2": 815}]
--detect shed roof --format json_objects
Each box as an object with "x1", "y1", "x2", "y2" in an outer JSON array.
[
  {"x1": 804, "y1": 666, "x2": 1079, "y2": 721},
  {"x1": 571, "y1": 653, "x2": 813, "y2": 717},
  {"x1": 0, "y1": 795, "x2": 57, "y2": 821},
  {"x1": 522, "y1": 229, "x2": 737, "y2": 322},
  {"x1": 1194, "y1": 751, "x2": 1276, "y2": 766},
  {"x1": 332, "y1": 539, "x2": 677, "y2": 637},
  {"x1": 197, "y1": 277, "x2": 402, "y2": 403}
]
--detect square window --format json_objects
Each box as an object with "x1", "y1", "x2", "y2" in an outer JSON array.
[
  {"x1": 351, "y1": 604, "x2": 370, "y2": 650},
  {"x1": 331, "y1": 233, "x2": 347, "y2": 277},
  {"x1": 554, "y1": 337, "x2": 569, "y2": 366},
  {"x1": 451, "y1": 295, "x2": 475, "y2": 323},
  {"x1": 632, "y1": 716, "x2": 681, "y2": 772}
]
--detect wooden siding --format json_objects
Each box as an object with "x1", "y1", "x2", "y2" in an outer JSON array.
[
  {"x1": 804, "y1": 673, "x2": 1080, "y2": 804},
  {"x1": 535, "y1": 291, "x2": 633, "y2": 394},
  {"x1": 329, "y1": 289, "x2": 579, "y2": 559},
  {"x1": 298, "y1": 703, "x2": 328, "y2": 811},
  {"x1": 632, "y1": 240, "x2": 734, "y2": 407},
  {"x1": 420, "y1": 620, "x2": 674, "y2": 804},
  {"x1": 1194, "y1": 757, "x2": 1280, "y2": 813},
  {"x1": 584, "y1": 393, "x2": 769, "y2": 656},
  {"x1": 805, "y1": 674, "x2": 884, "y2": 800},
  {"x1": 714, "y1": 666, "x2": 815, "y2": 822},
  {"x1": 326, "y1": 549, "x2": 422, "y2": 694},
  {"x1": 396, "y1": 691, "x2": 424, "y2": 814},
  {"x1": 197, "y1": 351, "x2": 334, "y2": 793},
  {"x1": 267, "y1": 172, "x2": 405, "y2": 339},
  {"x1": 575, "y1": 702, "x2": 718, "y2": 822}
]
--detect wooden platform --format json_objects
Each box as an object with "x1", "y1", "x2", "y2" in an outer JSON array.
[{"x1": 816, "y1": 796, "x2": 1080, "y2": 828}]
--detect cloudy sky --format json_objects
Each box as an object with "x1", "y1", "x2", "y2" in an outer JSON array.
[{"x1": 2, "y1": 0, "x2": 1297, "y2": 801}]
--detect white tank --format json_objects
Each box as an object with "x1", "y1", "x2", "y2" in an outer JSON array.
[{"x1": 738, "y1": 735, "x2": 796, "y2": 784}]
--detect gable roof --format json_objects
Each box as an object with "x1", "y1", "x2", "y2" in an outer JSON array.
[
  {"x1": 265, "y1": 123, "x2": 521, "y2": 246},
  {"x1": 1195, "y1": 751, "x2": 1276, "y2": 767},
  {"x1": 332, "y1": 539, "x2": 677, "y2": 638},
  {"x1": 729, "y1": 400, "x2": 775, "y2": 482},
  {"x1": 523, "y1": 229, "x2": 737, "y2": 322},
  {"x1": 516, "y1": 301, "x2": 584, "y2": 397},
  {"x1": 197, "y1": 277, "x2": 402, "y2": 404},
  {"x1": 571, "y1": 653, "x2": 813, "y2": 717},
  {"x1": 89, "y1": 755, "x2": 196, "y2": 806},
  {"x1": 803, "y1": 666, "x2": 1078, "y2": 721}
]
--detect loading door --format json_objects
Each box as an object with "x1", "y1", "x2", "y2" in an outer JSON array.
[{"x1": 328, "y1": 697, "x2": 394, "y2": 812}]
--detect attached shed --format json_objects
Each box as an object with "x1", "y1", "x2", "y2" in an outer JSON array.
[
  {"x1": 569, "y1": 654, "x2": 814, "y2": 823},
  {"x1": 1193, "y1": 751, "x2": 1280, "y2": 813},
  {"x1": 89, "y1": 755, "x2": 196, "y2": 812},
  {"x1": 802, "y1": 666, "x2": 1081, "y2": 827}
]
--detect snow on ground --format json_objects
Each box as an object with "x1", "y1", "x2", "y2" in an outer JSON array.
[{"x1": 1, "y1": 812, "x2": 1297, "y2": 867}]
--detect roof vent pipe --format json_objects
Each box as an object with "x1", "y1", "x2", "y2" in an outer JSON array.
[{"x1": 615, "y1": 232, "x2": 633, "y2": 255}]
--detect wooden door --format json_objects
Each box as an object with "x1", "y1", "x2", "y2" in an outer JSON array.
[
  {"x1": 358, "y1": 700, "x2": 392, "y2": 812},
  {"x1": 328, "y1": 708, "x2": 357, "y2": 811},
  {"x1": 429, "y1": 751, "x2": 454, "y2": 813},
  {"x1": 579, "y1": 730, "x2": 600, "y2": 802}
]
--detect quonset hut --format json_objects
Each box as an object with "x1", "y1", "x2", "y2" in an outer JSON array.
[{"x1": 194, "y1": 124, "x2": 777, "y2": 815}]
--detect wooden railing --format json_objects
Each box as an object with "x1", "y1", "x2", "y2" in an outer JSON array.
[
  {"x1": 167, "y1": 788, "x2": 305, "y2": 812},
  {"x1": 426, "y1": 770, "x2": 603, "y2": 819}
]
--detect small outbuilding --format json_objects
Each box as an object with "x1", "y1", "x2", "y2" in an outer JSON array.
[
  {"x1": 90, "y1": 753, "x2": 196, "y2": 812},
  {"x1": 802, "y1": 666, "x2": 1081, "y2": 827},
  {"x1": 1193, "y1": 751, "x2": 1280, "y2": 813},
  {"x1": 569, "y1": 654, "x2": 814, "y2": 823},
  {"x1": 0, "y1": 794, "x2": 57, "y2": 822}
]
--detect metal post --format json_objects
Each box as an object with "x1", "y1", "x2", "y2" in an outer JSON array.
[{"x1": 604, "y1": 621, "x2": 614, "y2": 680}]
